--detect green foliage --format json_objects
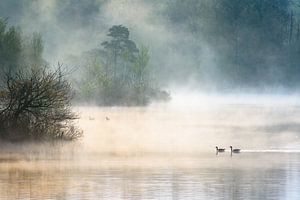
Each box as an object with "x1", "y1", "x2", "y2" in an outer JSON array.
[
  {"x1": 0, "y1": 18, "x2": 45, "y2": 73},
  {"x1": 131, "y1": 46, "x2": 150, "y2": 105},
  {"x1": 0, "y1": 18, "x2": 22, "y2": 72},
  {"x1": 77, "y1": 25, "x2": 170, "y2": 106},
  {"x1": 133, "y1": 46, "x2": 150, "y2": 78},
  {"x1": 0, "y1": 18, "x2": 78, "y2": 141},
  {"x1": 165, "y1": 0, "x2": 300, "y2": 89},
  {"x1": 102, "y1": 25, "x2": 138, "y2": 62},
  {"x1": 23, "y1": 32, "x2": 44, "y2": 69}
]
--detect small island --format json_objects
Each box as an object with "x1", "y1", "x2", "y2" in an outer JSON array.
[
  {"x1": 0, "y1": 20, "x2": 170, "y2": 142},
  {"x1": 70, "y1": 25, "x2": 171, "y2": 106}
]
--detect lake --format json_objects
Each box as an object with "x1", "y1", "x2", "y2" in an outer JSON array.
[{"x1": 1, "y1": 104, "x2": 300, "y2": 199}]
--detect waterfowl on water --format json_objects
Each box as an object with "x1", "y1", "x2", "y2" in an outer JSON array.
[
  {"x1": 88, "y1": 116, "x2": 95, "y2": 120},
  {"x1": 230, "y1": 146, "x2": 241, "y2": 153},
  {"x1": 216, "y1": 146, "x2": 225, "y2": 152}
]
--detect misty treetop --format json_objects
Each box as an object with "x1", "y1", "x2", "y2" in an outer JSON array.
[
  {"x1": 3, "y1": 0, "x2": 300, "y2": 139},
  {"x1": 74, "y1": 25, "x2": 170, "y2": 106},
  {"x1": 0, "y1": 18, "x2": 21, "y2": 71},
  {"x1": 0, "y1": 18, "x2": 81, "y2": 141},
  {"x1": 102, "y1": 25, "x2": 139, "y2": 58},
  {"x1": 165, "y1": 0, "x2": 300, "y2": 89},
  {"x1": 0, "y1": 18, "x2": 45, "y2": 73},
  {"x1": 3, "y1": 1, "x2": 300, "y2": 92}
]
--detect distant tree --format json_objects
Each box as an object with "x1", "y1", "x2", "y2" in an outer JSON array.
[
  {"x1": 165, "y1": 0, "x2": 291, "y2": 88},
  {"x1": 20, "y1": 32, "x2": 45, "y2": 71},
  {"x1": 101, "y1": 25, "x2": 139, "y2": 60},
  {"x1": 101, "y1": 25, "x2": 139, "y2": 82},
  {"x1": 100, "y1": 25, "x2": 140, "y2": 104},
  {"x1": 75, "y1": 25, "x2": 170, "y2": 105},
  {"x1": 80, "y1": 56, "x2": 111, "y2": 103},
  {"x1": 131, "y1": 46, "x2": 150, "y2": 105},
  {"x1": 132, "y1": 46, "x2": 150, "y2": 86},
  {"x1": 0, "y1": 18, "x2": 22, "y2": 72},
  {"x1": 0, "y1": 18, "x2": 45, "y2": 74}
]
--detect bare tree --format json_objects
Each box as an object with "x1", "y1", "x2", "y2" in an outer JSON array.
[{"x1": 0, "y1": 67, "x2": 82, "y2": 141}]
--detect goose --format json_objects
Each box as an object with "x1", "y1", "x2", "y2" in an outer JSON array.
[
  {"x1": 216, "y1": 146, "x2": 225, "y2": 153},
  {"x1": 230, "y1": 146, "x2": 241, "y2": 153},
  {"x1": 89, "y1": 116, "x2": 95, "y2": 120}
]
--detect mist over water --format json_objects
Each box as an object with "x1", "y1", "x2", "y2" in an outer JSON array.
[
  {"x1": 1, "y1": 1, "x2": 300, "y2": 199},
  {"x1": 72, "y1": 94, "x2": 300, "y2": 156},
  {"x1": 1, "y1": 99, "x2": 300, "y2": 199},
  {"x1": 3, "y1": 93, "x2": 300, "y2": 157},
  {"x1": 3, "y1": 93, "x2": 300, "y2": 158}
]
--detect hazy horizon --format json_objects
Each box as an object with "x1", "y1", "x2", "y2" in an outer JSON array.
[{"x1": 1, "y1": 0, "x2": 300, "y2": 94}]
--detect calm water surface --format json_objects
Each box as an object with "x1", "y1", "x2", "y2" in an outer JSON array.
[
  {"x1": 0, "y1": 153, "x2": 299, "y2": 199},
  {"x1": 1, "y1": 105, "x2": 300, "y2": 199}
]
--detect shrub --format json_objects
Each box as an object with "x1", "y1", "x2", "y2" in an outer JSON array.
[{"x1": 0, "y1": 68, "x2": 82, "y2": 141}]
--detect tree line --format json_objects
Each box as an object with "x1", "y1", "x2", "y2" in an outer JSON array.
[
  {"x1": 0, "y1": 18, "x2": 81, "y2": 141},
  {"x1": 165, "y1": 0, "x2": 300, "y2": 90},
  {"x1": 0, "y1": 20, "x2": 170, "y2": 141}
]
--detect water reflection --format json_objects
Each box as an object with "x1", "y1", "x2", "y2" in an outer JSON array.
[
  {"x1": 1, "y1": 105, "x2": 300, "y2": 199},
  {"x1": 0, "y1": 153, "x2": 300, "y2": 199}
]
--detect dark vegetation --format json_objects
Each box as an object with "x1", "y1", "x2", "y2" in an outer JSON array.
[
  {"x1": 73, "y1": 25, "x2": 170, "y2": 106},
  {"x1": 1, "y1": 1, "x2": 300, "y2": 92},
  {"x1": 0, "y1": 18, "x2": 44, "y2": 73},
  {"x1": 0, "y1": 18, "x2": 169, "y2": 141},
  {"x1": 0, "y1": 18, "x2": 81, "y2": 141},
  {"x1": 2, "y1": 0, "x2": 300, "y2": 139},
  {"x1": 0, "y1": 68, "x2": 82, "y2": 141},
  {"x1": 164, "y1": 0, "x2": 300, "y2": 90}
]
